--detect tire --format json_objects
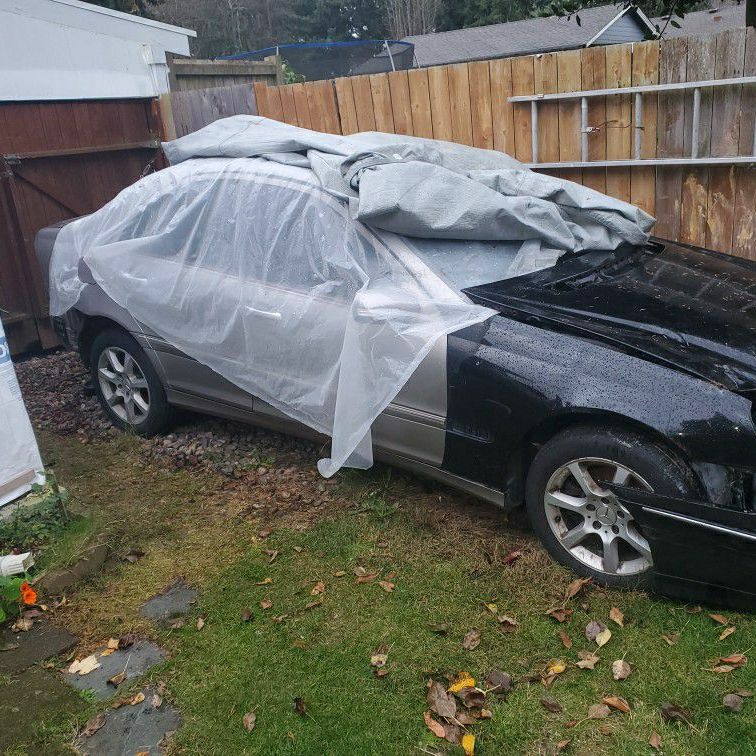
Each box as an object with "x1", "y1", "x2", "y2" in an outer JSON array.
[
  {"x1": 525, "y1": 425, "x2": 698, "y2": 589},
  {"x1": 89, "y1": 327, "x2": 172, "y2": 436}
]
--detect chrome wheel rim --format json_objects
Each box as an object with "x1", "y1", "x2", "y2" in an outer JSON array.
[
  {"x1": 97, "y1": 347, "x2": 150, "y2": 425},
  {"x1": 544, "y1": 457, "x2": 653, "y2": 576}
]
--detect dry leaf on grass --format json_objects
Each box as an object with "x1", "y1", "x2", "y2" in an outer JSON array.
[
  {"x1": 585, "y1": 620, "x2": 607, "y2": 643},
  {"x1": 546, "y1": 660, "x2": 567, "y2": 675},
  {"x1": 304, "y1": 598, "x2": 322, "y2": 610},
  {"x1": 595, "y1": 628, "x2": 612, "y2": 647},
  {"x1": 448, "y1": 672, "x2": 476, "y2": 693},
  {"x1": 332, "y1": 570, "x2": 346, "y2": 577},
  {"x1": 461, "y1": 732, "x2": 475, "y2": 756},
  {"x1": 259, "y1": 598, "x2": 273, "y2": 610},
  {"x1": 709, "y1": 653, "x2": 748, "y2": 673},
  {"x1": 563, "y1": 577, "x2": 591, "y2": 601},
  {"x1": 258, "y1": 529, "x2": 271, "y2": 539},
  {"x1": 370, "y1": 653, "x2": 388, "y2": 668},
  {"x1": 662, "y1": 632, "x2": 680, "y2": 646},
  {"x1": 484, "y1": 669, "x2": 513, "y2": 696},
  {"x1": 129, "y1": 692, "x2": 145, "y2": 706},
  {"x1": 241, "y1": 607, "x2": 254, "y2": 622},
  {"x1": 649, "y1": 731, "x2": 662, "y2": 750},
  {"x1": 609, "y1": 607, "x2": 624, "y2": 627},
  {"x1": 723, "y1": 693, "x2": 744, "y2": 713},
  {"x1": 68, "y1": 656, "x2": 100, "y2": 676},
  {"x1": 427, "y1": 681, "x2": 457, "y2": 720},
  {"x1": 709, "y1": 613, "x2": 729, "y2": 626},
  {"x1": 124, "y1": 549, "x2": 145, "y2": 563},
  {"x1": 429, "y1": 623, "x2": 449, "y2": 635},
  {"x1": 719, "y1": 627, "x2": 736, "y2": 641},
  {"x1": 310, "y1": 581, "x2": 325, "y2": 595},
  {"x1": 80, "y1": 714, "x2": 106, "y2": 738},
  {"x1": 151, "y1": 693, "x2": 163, "y2": 708},
  {"x1": 118, "y1": 634, "x2": 136, "y2": 649},
  {"x1": 196, "y1": 617, "x2": 205, "y2": 631},
  {"x1": 462, "y1": 629, "x2": 481, "y2": 651},
  {"x1": 243, "y1": 711, "x2": 257, "y2": 732},
  {"x1": 456, "y1": 687, "x2": 486, "y2": 709},
  {"x1": 558, "y1": 630, "x2": 572, "y2": 649},
  {"x1": 424, "y1": 710, "x2": 446, "y2": 738},
  {"x1": 256, "y1": 577, "x2": 273, "y2": 586},
  {"x1": 611, "y1": 660, "x2": 632, "y2": 681},
  {"x1": 540, "y1": 696, "x2": 563, "y2": 713},
  {"x1": 546, "y1": 607, "x2": 573, "y2": 623},
  {"x1": 356, "y1": 573, "x2": 379, "y2": 584},
  {"x1": 660, "y1": 702, "x2": 692, "y2": 725},
  {"x1": 265, "y1": 549, "x2": 279, "y2": 563},
  {"x1": 106, "y1": 638, "x2": 119, "y2": 650},
  {"x1": 576, "y1": 650, "x2": 600, "y2": 670},
  {"x1": 588, "y1": 703, "x2": 611, "y2": 719},
  {"x1": 293, "y1": 697, "x2": 307, "y2": 716},
  {"x1": 100, "y1": 648, "x2": 114, "y2": 657},
  {"x1": 378, "y1": 580, "x2": 395, "y2": 593},
  {"x1": 503, "y1": 549, "x2": 523, "y2": 565},
  {"x1": 497, "y1": 615, "x2": 518, "y2": 632},
  {"x1": 555, "y1": 739, "x2": 571, "y2": 752},
  {"x1": 602, "y1": 696, "x2": 630, "y2": 713}
]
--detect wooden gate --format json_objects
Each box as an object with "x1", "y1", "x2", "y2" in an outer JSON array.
[{"x1": 0, "y1": 99, "x2": 163, "y2": 354}]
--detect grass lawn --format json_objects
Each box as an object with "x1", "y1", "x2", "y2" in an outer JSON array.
[{"x1": 16, "y1": 428, "x2": 756, "y2": 754}]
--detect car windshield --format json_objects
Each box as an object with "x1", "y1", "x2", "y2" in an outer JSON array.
[{"x1": 402, "y1": 236, "x2": 565, "y2": 291}]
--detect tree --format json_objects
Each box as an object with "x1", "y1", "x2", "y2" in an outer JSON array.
[
  {"x1": 385, "y1": 0, "x2": 443, "y2": 37},
  {"x1": 296, "y1": 0, "x2": 389, "y2": 41}
]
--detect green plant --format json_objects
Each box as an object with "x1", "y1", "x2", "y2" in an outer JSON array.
[
  {"x1": 77, "y1": 689, "x2": 98, "y2": 704},
  {"x1": 0, "y1": 576, "x2": 24, "y2": 623},
  {"x1": 0, "y1": 476, "x2": 71, "y2": 553}
]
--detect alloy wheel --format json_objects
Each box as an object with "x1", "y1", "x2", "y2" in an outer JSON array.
[
  {"x1": 543, "y1": 457, "x2": 653, "y2": 576},
  {"x1": 97, "y1": 346, "x2": 151, "y2": 425}
]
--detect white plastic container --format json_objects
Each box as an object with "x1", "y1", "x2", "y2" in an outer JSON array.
[
  {"x1": 0, "y1": 320, "x2": 44, "y2": 508},
  {"x1": 0, "y1": 552, "x2": 34, "y2": 576}
]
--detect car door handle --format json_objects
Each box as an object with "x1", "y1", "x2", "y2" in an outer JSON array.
[{"x1": 244, "y1": 306, "x2": 282, "y2": 321}]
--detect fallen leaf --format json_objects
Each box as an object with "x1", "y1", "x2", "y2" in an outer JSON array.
[
  {"x1": 310, "y1": 581, "x2": 325, "y2": 596},
  {"x1": 497, "y1": 615, "x2": 518, "y2": 632},
  {"x1": 723, "y1": 693, "x2": 744, "y2": 713},
  {"x1": 293, "y1": 545, "x2": 303, "y2": 553},
  {"x1": 370, "y1": 653, "x2": 388, "y2": 668},
  {"x1": 428, "y1": 623, "x2": 449, "y2": 635},
  {"x1": 503, "y1": 548, "x2": 523, "y2": 565},
  {"x1": 462, "y1": 629, "x2": 481, "y2": 651},
  {"x1": 353, "y1": 565, "x2": 367, "y2": 576},
  {"x1": 272, "y1": 614, "x2": 289, "y2": 623},
  {"x1": 374, "y1": 667, "x2": 390, "y2": 678},
  {"x1": 242, "y1": 711, "x2": 257, "y2": 732},
  {"x1": 118, "y1": 634, "x2": 136, "y2": 649},
  {"x1": 427, "y1": 680, "x2": 457, "y2": 719},
  {"x1": 461, "y1": 732, "x2": 475, "y2": 756},
  {"x1": 424, "y1": 710, "x2": 446, "y2": 738},
  {"x1": 649, "y1": 731, "x2": 662, "y2": 750},
  {"x1": 332, "y1": 570, "x2": 346, "y2": 577},
  {"x1": 265, "y1": 548, "x2": 279, "y2": 563},
  {"x1": 484, "y1": 669, "x2": 513, "y2": 696},
  {"x1": 563, "y1": 577, "x2": 591, "y2": 601},
  {"x1": 709, "y1": 653, "x2": 748, "y2": 673},
  {"x1": 169, "y1": 619, "x2": 185, "y2": 630},
  {"x1": 558, "y1": 630, "x2": 572, "y2": 649},
  {"x1": 479, "y1": 709, "x2": 493, "y2": 719},
  {"x1": 356, "y1": 573, "x2": 378, "y2": 584},
  {"x1": 612, "y1": 660, "x2": 632, "y2": 681},
  {"x1": 80, "y1": 713, "x2": 106, "y2": 738},
  {"x1": 602, "y1": 695, "x2": 630, "y2": 713},
  {"x1": 660, "y1": 702, "x2": 692, "y2": 725},
  {"x1": 588, "y1": 703, "x2": 611, "y2": 719},
  {"x1": 260, "y1": 598, "x2": 273, "y2": 610},
  {"x1": 11, "y1": 617, "x2": 33, "y2": 632},
  {"x1": 709, "y1": 613, "x2": 729, "y2": 626},
  {"x1": 68, "y1": 655, "x2": 100, "y2": 676},
  {"x1": 107, "y1": 638, "x2": 120, "y2": 650},
  {"x1": 456, "y1": 686, "x2": 486, "y2": 709},
  {"x1": 196, "y1": 617, "x2": 205, "y2": 631},
  {"x1": 719, "y1": 626, "x2": 736, "y2": 641},
  {"x1": 151, "y1": 693, "x2": 163, "y2": 708},
  {"x1": 555, "y1": 739, "x2": 571, "y2": 752},
  {"x1": 662, "y1": 632, "x2": 680, "y2": 646},
  {"x1": 378, "y1": 580, "x2": 395, "y2": 593},
  {"x1": 484, "y1": 602, "x2": 498, "y2": 614},
  {"x1": 258, "y1": 529, "x2": 271, "y2": 539},
  {"x1": 546, "y1": 607, "x2": 573, "y2": 623},
  {"x1": 100, "y1": 648, "x2": 114, "y2": 657},
  {"x1": 293, "y1": 697, "x2": 307, "y2": 716},
  {"x1": 256, "y1": 577, "x2": 273, "y2": 586},
  {"x1": 129, "y1": 692, "x2": 145, "y2": 706},
  {"x1": 730, "y1": 688, "x2": 753, "y2": 697},
  {"x1": 448, "y1": 672, "x2": 476, "y2": 693},
  {"x1": 540, "y1": 696, "x2": 563, "y2": 713},
  {"x1": 443, "y1": 723, "x2": 462, "y2": 746},
  {"x1": 576, "y1": 650, "x2": 600, "y2": 670},
  {"x1": 241, "y1": 607, "x2": 254, "y2": 622},
  {"x1": 595, "y1": 628, "x2": 612, "y2": 648},
  {"x1": 609, "y1": 607, "x2": 624, "y2": 627},
  {"x1": 546, "y1": 659, "x2": 567, "y2": 676},
  {"x1": 107, "y1": 671, "x2": 127, "y2": 688},
  {"x1": 124, "y1": 549, "x2": 145, "y2": 563},
  {"x1": 585, "y1": 620, "x2": 607, "y2": 642}
]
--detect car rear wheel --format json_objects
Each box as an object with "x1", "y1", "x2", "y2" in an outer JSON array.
[
  {"x1": 525, "y1": 426, "x2": 698, "y2": 589},
  {"x1": 89, "y1": 328, "x2": 172, "y2": 436}
]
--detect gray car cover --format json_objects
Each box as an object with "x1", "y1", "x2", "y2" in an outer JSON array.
[{"x1": 50, "y1": 116, "x2": 654, "y2": 476}]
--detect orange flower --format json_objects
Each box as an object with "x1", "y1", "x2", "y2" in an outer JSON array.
[{"x1": 20, "y1": 582, "x2": 37, "y2": 605}]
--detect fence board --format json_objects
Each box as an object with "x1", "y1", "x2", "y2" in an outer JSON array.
[
  {"x1": 351, "y1": 76, "x2": 376, "y2": 132},
  {"x1": 448, "y1": 63, "x2": 474, "y2": 146},
  {"x1": 427, "y1": 66, "x2": 453, "y2": 141},
  {"x1": 388, "y1": 70, "x2": 413, "y2": 135},
  {"x1": 279, "y1": 84, "x2": 299, "y2": 126},
  {"x1": 407, "y1": 68, "x2": 434, "y2": 138},
  {"x1": 511, "y1": 56, "x2": 535, "y2": 162},
  {"x1": 334, "y1": 77, "x2": 359, "y2": 134},
  {"x1": 370, "y1": 73, "x2": 395, "y2": 133},
  {"x1": 655, "y1": 37, "x2": 688, "y2": 239},
  {"x1": 581, "y1": 47, "x2": 607, "y2": 194},
  {"x1": 489, "y1": 58, "x2": 515, "y2": 156},
  {"x1": 468, "y1": 61, "x2": 494, "y2": 150},
  {"x1": 291, "y1": 83, "x2": 312, "y2": 129},
  {"x1": 630, "y1": 40, "x2": 659, "y2": 217},
  {"x1": 534, "y1": 53, "x2": 559, "y2": 164},
  {"x1": 557, "y1": 49, "x2": 583, "y2": 183},
  {"x1": 605, "y1": 43, "x2": 632, "y2": 203}
]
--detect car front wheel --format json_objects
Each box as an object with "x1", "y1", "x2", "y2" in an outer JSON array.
[
  {"x1": 89, "y1": 328, "x2": 172, "y2": 436},
  {"x1": 525, "y1": 425, "x2": 698, "y2": 589}
]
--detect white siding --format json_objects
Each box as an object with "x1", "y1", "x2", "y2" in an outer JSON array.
[{"x1": 595, "y1": 13, "x2": 648, "y2": 45}]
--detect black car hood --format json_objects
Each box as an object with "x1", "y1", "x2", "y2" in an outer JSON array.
[{"x1": 464, "y1": 240, "x2": 756, "y2": 392}]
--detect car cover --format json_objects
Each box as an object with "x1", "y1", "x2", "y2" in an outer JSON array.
[{"x1": 50, "y1": 116, "x2": 654, "y2": 476}]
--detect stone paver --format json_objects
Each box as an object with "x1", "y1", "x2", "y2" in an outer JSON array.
[
  {"x1": 0, "y1": 665, "x2": 86, "y2": 752},
  {"x1": 64, "y1": 640, "x2": 166, "y2": 700},
  {"x1": 140, "y1": 581, "x2": 198, "y2": 625},
  {"x1": 77, "y1": 688, "x2": 180, "y2": 756},
  {"x1": 0, "y1": 620, "x2": 78, "y2": 675}
]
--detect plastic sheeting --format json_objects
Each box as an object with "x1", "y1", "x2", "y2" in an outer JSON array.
[{"x1": 50, "y1": 116, "x2": 654, "y2": 476}]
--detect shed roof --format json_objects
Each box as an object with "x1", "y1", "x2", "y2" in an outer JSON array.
[
  {"x1": 652, "y1": 3, "x2": 745, "y2": 38},
  {"x1": 404, "y1": 4, "x2": 655, "y2": 67}
]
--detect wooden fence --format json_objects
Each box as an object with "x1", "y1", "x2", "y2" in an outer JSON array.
[
  {"x1": 168, "y1": 56, "x2": 282, "y2": 92},
  {"x1": 254, "y1": 28, "x2": 755, "y2": 260}
]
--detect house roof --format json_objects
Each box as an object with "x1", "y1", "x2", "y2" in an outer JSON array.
[
  {"x1": 652, "y1": 3, "x2": 745, "y2": 38},
  {"x1": 404, "y1": 4, "x2": 655, "y2": 67}
]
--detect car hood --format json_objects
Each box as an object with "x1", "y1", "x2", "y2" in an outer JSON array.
[{"x1": 464, "y1": 240, "x2": 756, "y2": 392}]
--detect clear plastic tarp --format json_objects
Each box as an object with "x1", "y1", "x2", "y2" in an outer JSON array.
[{"x1": 50, "y1": 116, "x2": 654, "y2": 476}]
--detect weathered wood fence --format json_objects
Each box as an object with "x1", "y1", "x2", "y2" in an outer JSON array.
[{"x1": 254, "y1": 28, "x2": 755, "y2": 260}]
